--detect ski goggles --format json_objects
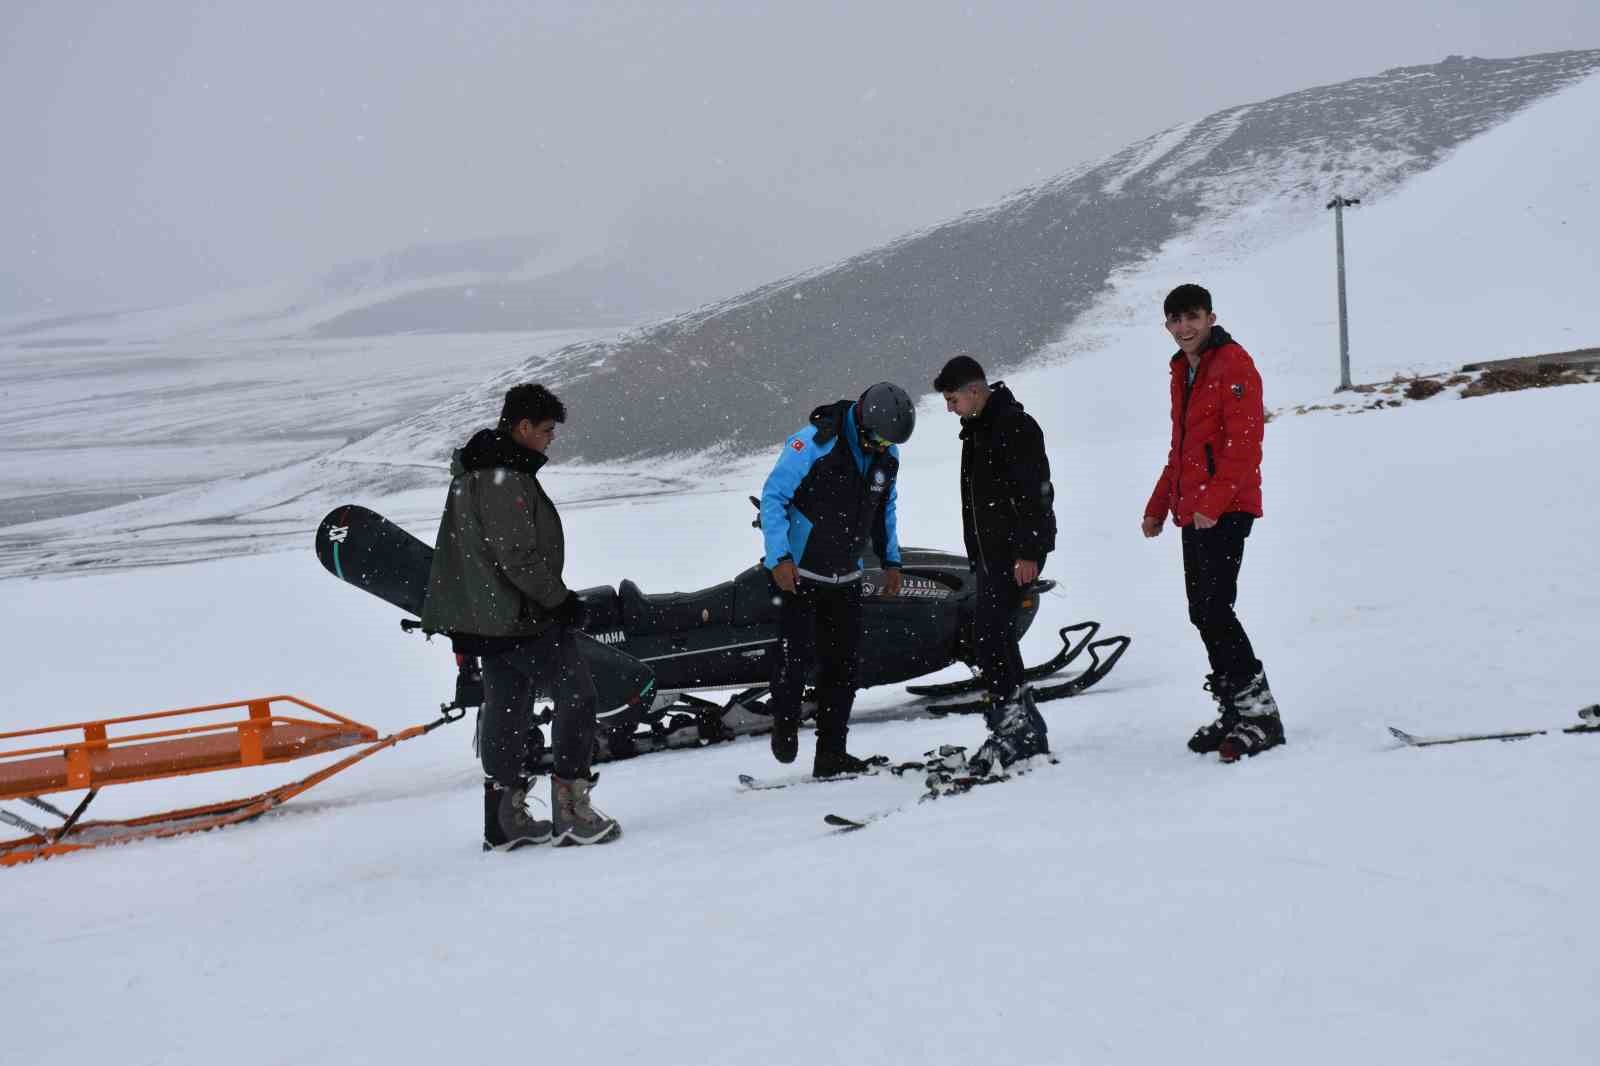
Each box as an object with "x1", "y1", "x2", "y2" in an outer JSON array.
[{"x1": 862, "y1": 429, "x2": 894, "y2": 450}]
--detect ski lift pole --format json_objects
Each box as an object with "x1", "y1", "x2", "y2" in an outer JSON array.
[{"x1": 1327, "y1": 194, "x2": 1361, "y2": 391}]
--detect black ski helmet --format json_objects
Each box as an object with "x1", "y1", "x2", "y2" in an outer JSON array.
[{"x1": 856, "y1": 381, "x2": 916, "y2": 445}]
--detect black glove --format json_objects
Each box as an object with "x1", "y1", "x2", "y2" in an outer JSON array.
[{"x1": 551, "y1": 592, "x2": 587, "y2": 628}]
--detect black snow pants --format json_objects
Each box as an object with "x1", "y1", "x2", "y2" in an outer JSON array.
[
  {"x1": 769, "y1": 579, "x2": 863, "y2": 754},
  {"x1": 1180, "y1": 512, "x2": 1261, "y2": 682},
  {"x1": 479, "y1": 625, "x2": 598, "y2": 785},
  {"x1": 974, "y1": 562, "x2": 1036, "y2": 701}
]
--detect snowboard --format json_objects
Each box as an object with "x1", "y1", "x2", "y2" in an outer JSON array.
[{"x1": 314, "y1": 504, "x2": 656, "y2": 720}]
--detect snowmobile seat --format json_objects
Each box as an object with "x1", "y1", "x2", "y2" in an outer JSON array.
[
  {"x1": 617, "y1": 579, "x2": 735, "y2": 635},
  {"x1": 574, "y1": 584, "x2": 622, "y2": 632},
  {"x1": 731, "y1": 564, "x2": 782, "y2": 627}
]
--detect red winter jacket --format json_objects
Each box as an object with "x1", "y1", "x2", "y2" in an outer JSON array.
[{"x1": 1144, "y1": 327, "x2": 1265, "y2": 527}]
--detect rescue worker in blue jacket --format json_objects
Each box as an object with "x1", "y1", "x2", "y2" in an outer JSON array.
[{"x1": 760, "y1": 382, "x2": 916, "y2": 777}]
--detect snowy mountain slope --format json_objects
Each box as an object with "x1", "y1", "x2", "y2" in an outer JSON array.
[
  {"x1": 0, "y1": 327, "x2": 619, "y2": 528},
  {"x1": 6, "y1": 50, "x2": 1595, "y2": 541},
  {"x1": 366, "y1": 49, "x2": 1600, "y2": 465},
  {"x1": 2, "y1": 236, "x2": 556, "y2": 346},
  {"x1": 6, "y1": 54, "x2": 1596, "y2": 580}
]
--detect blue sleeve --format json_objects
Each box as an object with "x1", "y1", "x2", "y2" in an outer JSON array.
[
  {"x1": 875, "y1": 446, "x2": 901, "y2": 567},
  {"x1": 884, "y1": 474, "x2": 901, "y2": 566},
  {"x1": 761, "y1": 434, "x2": 814, "y2": 569}
]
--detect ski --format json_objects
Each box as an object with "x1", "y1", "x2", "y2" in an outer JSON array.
[
  {"x1": 736, "y1": 757, "x2": 892, "y2": 791},
  {"x1": 823, "y1": 813, "x2": 882, "y2": 832},
  {"x1": 823, "y1": 747, "x2": 1056, "y2": 831},
  {"x1": 1388, "y1": 703, "x2": 1599, "y2": 747}
]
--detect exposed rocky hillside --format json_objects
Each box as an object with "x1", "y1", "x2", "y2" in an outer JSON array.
[{"x1": 357, "y1": 49, "x2": 1600, "y2": 465}]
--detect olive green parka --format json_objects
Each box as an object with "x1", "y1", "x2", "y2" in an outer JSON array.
[{"x1": 420, "y1": 428, "x2": 568, "y2": 639}]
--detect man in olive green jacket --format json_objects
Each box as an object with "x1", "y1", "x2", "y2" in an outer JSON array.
[{"x1": 422, "y1": 383, "x2": 621, "y2": 851}]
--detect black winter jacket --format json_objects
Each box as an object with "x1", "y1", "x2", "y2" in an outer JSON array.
[{"x1": 958, "y1": 382, "x2": 1056, "y2": 570}]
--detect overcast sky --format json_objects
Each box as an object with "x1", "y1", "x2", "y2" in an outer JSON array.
[{"x1": 3, "y1": 1, "x2": 1597, "y2": 316}]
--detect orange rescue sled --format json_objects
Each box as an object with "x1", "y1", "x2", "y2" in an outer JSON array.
[{"x1": 1, "y1": 695, "x2": 459, "y2": 867}]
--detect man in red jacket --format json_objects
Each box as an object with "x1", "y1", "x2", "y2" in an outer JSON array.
[{"x1": 1142, "y1": 284, "x2": 1285, "y2": 762}]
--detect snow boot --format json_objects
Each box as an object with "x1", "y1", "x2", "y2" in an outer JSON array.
[
  {"x1": 770, "y1": 713, "x2": 800, "y2": 765},
  {"x1": 483, "y1": 776, "x2": 553, "y2": 852},
  {"x1": 969, "y1": 688, "x2": 1050, "y2": 778},
  {"x1": 551, "y1": 774, "x2": 621, "y2": 846},
  {"x1": 1187, "y1": 673, "x2": 1238, "y2": 754},
  {"x1": 1218, "y1": 669, "x2": 1286, "y2": 763}
]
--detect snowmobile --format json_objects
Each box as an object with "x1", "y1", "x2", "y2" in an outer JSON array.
[{"x1": 314, "y1": 505, "x2": 1131, "y2": 771}]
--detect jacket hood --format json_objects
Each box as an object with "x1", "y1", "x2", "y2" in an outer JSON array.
[
  {"x1": 1170, "y1": 325, "x2": 1235, "y2": 363},
  {"x1": 809, "y1": 399, "x2": 868, "y2": 468},
  {"x1": 808, "y1": 398, "x2": 856, "y2": 433},
  {"x1": 452, "y1": 428, "x2": 549, "y2": 478},
  {"x1": 960, "y1": 381, "x2": 1022, "y2": 439}
]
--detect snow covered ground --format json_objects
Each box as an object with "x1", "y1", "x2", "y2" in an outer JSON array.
[{"x1": 4, "y1": 71, "x2": 1599, "y2": 1066}]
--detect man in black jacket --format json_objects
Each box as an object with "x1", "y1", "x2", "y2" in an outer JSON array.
[{"x1": 934, "y1": 355, "x2": 1057, "y2": 774}]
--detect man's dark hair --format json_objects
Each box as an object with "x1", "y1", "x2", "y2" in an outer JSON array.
[
  {"x1": 1163, "y1": 284, "x2": 1213, "y2": 317},
  {"x1": 933, "y1": 354, "x2": 987, "y2": 392},
  {"x1": 498, "y1": 383, "x2": 567, "y2": 431}
]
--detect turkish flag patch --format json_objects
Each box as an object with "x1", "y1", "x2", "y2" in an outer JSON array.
[
  {"x1": 790, "y1": 439, "x2": 805, "y2": 453},
  {"x1": 1231, "y1": 383, "x2": 1245, "y2": 398}
]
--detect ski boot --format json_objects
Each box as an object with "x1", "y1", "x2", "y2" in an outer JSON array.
[
  {"x1": 812, "y1": 715, "x2": 879, "y2": 778},
  {"x1": 483, "y1": 775, "x2": 553, "y2": 852},
  {"x1": 812, "y1": 702, "x2": 876, "y2": 778},
  {"x1": 552, "y1": 774, "x2": 622, "y2": 846},
  {"x1": 813, "y1": 748, "x2": 880, "y2": 779},
  {"x1": 1187, "y1": 673, "x2": 1238, "y2": 754},
  {"x1": 968, "y1": 688, "x2": 1050, "y2": 778},
  {"x1": 1218, "y1": 669, "x2": 1286, "y2": 763}
]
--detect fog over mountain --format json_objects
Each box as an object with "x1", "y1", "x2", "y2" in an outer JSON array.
[
  {"x1": 356, "y1": 50, "x2": 1600, "y2": 466},
  {"x1": 4, "y1": 48, "x2": 1596, "y2": 575}
]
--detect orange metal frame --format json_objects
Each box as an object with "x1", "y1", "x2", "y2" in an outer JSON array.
[{"x1": 0, "y1": 696, "x2": 443, "y2": 867}]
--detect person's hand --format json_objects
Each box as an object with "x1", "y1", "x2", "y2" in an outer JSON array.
[
  {"x1": 882, "y1": 567, "x2": 903, "y2": 597},
  {"x1": 770, "y1": 559, "x2": 798, "y2": 593},
  {"x1": 551, "y1": 591, "x2": 587, "y2": 627},
  {"x1": 1013, "y1": 559, "x2": 1040, "y2": 586},
  {"x1": 1141, "y1": 515, "x2": 1164, "y2": 538},
  {"x1": 1192, "y1": 512, "x2": 1218, "y2": 530}
]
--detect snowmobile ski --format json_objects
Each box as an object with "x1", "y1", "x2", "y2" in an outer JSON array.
[
  {"x1": 1388, "y1": 703, "x2": 1599, "y2": 747},
  {"x1": 915, "y1": 633, "x2": 1132, "y2": 715},
  {"x1": 905, "y1": 621, "x2": 1100, "y2": 697}
]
